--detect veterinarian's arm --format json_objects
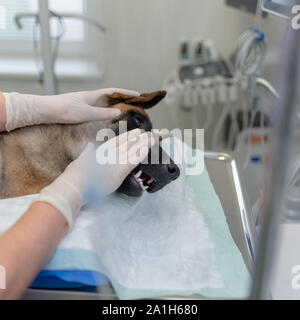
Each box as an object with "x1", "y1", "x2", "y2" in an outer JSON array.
[
  {"x1": 0, "y1": 202, "x2": 68, "y2": 300},
  {"x1": 0, "y1": 88, "x2": 140, "y2": 132}
]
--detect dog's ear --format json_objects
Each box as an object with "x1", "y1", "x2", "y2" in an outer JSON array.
[{"x1": 107, "y1": 90, "x2": 167, "y2": 109}]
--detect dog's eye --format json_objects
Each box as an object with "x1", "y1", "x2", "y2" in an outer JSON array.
[{"x1": 134, "y1": 116, "x2": 143, "y2": 127}]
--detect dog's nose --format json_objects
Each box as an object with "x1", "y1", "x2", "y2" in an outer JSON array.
[{"x1": 167, "y1": 163, "x2": 180, "y2": 179}]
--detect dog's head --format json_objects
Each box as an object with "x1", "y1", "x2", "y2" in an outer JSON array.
[{"x1": 106, "y1": 90, "x2": 180, "y2": 197}]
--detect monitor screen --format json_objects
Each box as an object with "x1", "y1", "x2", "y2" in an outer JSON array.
[
  {"x1": 262, "y1": 0, "x2": 294, "y2": 18},
  {"x1": 226, "y1": 0, "x2": 266, "y2": 15}
]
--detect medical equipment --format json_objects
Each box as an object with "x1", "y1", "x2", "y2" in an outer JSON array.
[
  {"x1": 163, "y1": 30, "x2": 276, "y2": 155},
  {"x1": 226, "y1": 0, "x2": 268, "y2": 16},
  {"x1": 235, "y1": 128, "x2": 271, "y2": 209},
  {"x1": 14, "y1": 0, "x2": 106, "y2": 94},
  {"x1": 0, "y1": 138, "x2": 256, "y2": 300},
  {"x1": 163, "y1": 38, "x2": 234, "y2": 139},
  {"x1": 179, "y1": 38, "x2": 190, "y2": 62},
  {"x1": 163, "y1": 0, "x2": 282, "y2": 171},
  {"x1": 262, "y1": 0, "x2": 294, "y2": 18},
  {"x1": 239, "y1": 81, "x2": 277, "y2": 171}
]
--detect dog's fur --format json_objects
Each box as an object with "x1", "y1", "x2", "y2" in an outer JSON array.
[{"x1": 0, "y1": 91, "x2": 166, "y2": 199}]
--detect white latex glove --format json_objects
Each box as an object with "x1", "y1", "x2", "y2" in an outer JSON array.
[
  {"x1": 32, "y1": 129, "x2": 155, "y2": 230},
  {"x1": 3, "y1": 88, "x2": 139, "y2": 132}
]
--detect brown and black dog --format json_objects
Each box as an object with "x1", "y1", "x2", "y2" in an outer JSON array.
[{"x1": 0, "y1": 90, "x2": 179, "y2": 199}]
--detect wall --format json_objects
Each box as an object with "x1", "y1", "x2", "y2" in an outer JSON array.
[{"x1": 0, "y1": 0, "x2": 287, "y2": 129}]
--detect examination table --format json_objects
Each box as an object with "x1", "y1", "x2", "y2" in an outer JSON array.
[{"x1": 22, "y1": 151, "x2": 257, "y2": 300}]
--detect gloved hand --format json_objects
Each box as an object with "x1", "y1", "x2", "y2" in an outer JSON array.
[
  {"x1": 32, "y1": 129, "x2": 155, "y2": 230},
  {"x1": 3, "y1": 88, "x2": 139, "y2": 132}
]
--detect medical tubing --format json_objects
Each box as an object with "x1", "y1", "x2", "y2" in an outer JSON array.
[
  {"x1": 234, "y1": 27, "x2": 266, "y2": 169},
  {"x1": 234, "y1": 29, "x2": 266, "y2": 76},
  {"x1": 212, "y1": 100, "x2": 231, "y2": 150}
]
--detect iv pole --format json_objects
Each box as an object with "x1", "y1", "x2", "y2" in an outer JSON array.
[
  {"x1": 38, "y1": 0, "x2": 55, "y2": 95},
  {"x1": 14, "y1": 1, "x2": 106, "y2": 95}
]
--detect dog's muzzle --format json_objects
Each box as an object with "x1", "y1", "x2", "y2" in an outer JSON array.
[{"x1": 117, "y1": 144, "x2": 180, "y2": 197}]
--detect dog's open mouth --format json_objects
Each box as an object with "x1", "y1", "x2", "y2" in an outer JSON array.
[
  {"x1": 131, "y1": 167, "x2": 157, "y2": 192},
  {"x1": 117, "y1": 144, "x2": 180, "y2": 197}
]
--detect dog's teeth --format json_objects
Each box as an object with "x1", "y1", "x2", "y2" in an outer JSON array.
[
  {"x1": 135, "y1": 170, "x2": 142, "y2": 178},
  {"x1": 135, "y1": 175, "x2": 149, "y2": 191},
  {"x1": 148, "y1": 178, "x2": 154, "y2": 184}
]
